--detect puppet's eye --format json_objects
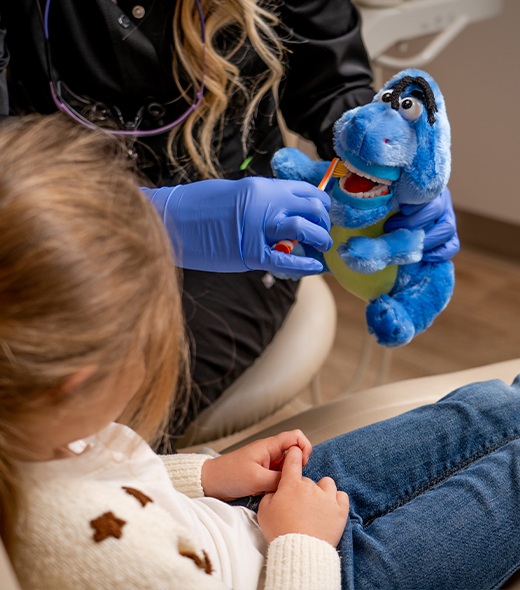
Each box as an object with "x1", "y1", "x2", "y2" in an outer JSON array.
[
  {"x1": 380, "y1": 91, "x2": 393, "y2": 103},
  {"x1": 399, "y1": 97, "x2": 423, "y2": 121}
]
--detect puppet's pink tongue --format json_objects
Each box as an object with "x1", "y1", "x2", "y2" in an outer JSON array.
[{"x1": 344, "y1": 172, "x2": 377, "y2": 194}]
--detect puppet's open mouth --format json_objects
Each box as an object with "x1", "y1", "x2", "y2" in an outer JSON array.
[{"x1": 339, "y1": 160, "x2": 392, "y2": 199}]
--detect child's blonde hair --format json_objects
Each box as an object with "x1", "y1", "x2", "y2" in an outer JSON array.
[
  {"x1": 168, "y1": 0, "x2": 286, "y2": 178},
  {"x1": 0, "y1": 113, "x2": 187, "y2": 555}
]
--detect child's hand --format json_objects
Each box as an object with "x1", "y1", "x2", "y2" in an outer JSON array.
[
  {"x1": 201, "y1": 430, "x2": 312, "y2": 500},
  {"x1": 257, "y1": 446, "x2": 349, "y2": 548}
]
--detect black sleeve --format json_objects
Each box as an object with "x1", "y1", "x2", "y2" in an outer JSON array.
[
  {"x1": 278, "y1": 0, "x2": 375, "y2": 159},
  {"x1": 0, "y1": 15, "x2": 10, "y2": 118}
]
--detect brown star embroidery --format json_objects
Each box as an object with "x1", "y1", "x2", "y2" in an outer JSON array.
[
  {"x1": 178, "y1": 546, "x2": 213, "y2": 575},
  {"x1": 122, "y1": 486, "x2": 153, "y2": 507},
  {"x1": 90, "y1": 511, "x2": 126, "y2": 543}
]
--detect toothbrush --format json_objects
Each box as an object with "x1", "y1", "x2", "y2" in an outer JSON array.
[{"x1": 273, "y1": 157, "x2": 347, "y2": 254}]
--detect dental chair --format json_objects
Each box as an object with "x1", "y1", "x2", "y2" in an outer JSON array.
[
  {"x1": 0, "y1": 539, "x2": 20, "y2": 590},
  {"x1": 175, "y1": 274, "x2": 338, "y2": 447},
  {"x1": 222, "y1": 358, "x2": 520, "y2": 452}
]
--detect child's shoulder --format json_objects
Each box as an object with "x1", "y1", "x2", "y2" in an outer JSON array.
[
  {"x1": 14, "y1": 477, "x2": 222, "y2": 589},
  {"x1": 18, "y1": 476, "x2": 177, "y2": 556}
]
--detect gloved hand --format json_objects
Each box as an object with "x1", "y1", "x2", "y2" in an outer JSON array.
[
  {"x1": 384, "y1": 187, "x2": 460, "y2": 262},
  {"x1": 142, "y1": 177, "x2": 332, "y2": 274}
]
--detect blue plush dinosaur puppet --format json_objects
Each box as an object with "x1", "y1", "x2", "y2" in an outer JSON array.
[{"x1": 271, "y1": 68, "x2": 454, "y2": 347}]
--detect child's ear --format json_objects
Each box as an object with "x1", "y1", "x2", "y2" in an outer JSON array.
[{"x1": 47, "y1": 365, "x2": 98, "y2": 405}]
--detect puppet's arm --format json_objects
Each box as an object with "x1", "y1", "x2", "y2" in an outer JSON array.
[{"x1": 338, "y1": 229, "x2": 425, "y2": 273}]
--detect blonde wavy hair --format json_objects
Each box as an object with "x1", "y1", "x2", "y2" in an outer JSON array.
[
  {"x1": 168, "y1": 0, "x2": 286, "y2": 178},
  {"x1": 0, "y1": 113, "x2": 188, "y2": 556}
]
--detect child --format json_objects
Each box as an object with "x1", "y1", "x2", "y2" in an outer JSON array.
[{"x1": 1, "y1": 114, "x2": 519, "y2": 590}]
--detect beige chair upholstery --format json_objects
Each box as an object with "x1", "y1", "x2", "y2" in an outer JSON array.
[
  {"x1": 220, "y1": 358, "x2": 520, "y2": 589},
  {"x1": 176, "y1": 274, "x2": 337, "y2": 446},
  {"x1": 223, "y1": 358, "x2": 520, "y2": 450},
  {"x1": 0, "y1": 539, "x2": 21, "y2": 590}
]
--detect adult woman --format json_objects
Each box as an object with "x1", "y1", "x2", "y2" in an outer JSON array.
[{"x1": 0, "y1": 0, "x2": 459, "y2": 437}]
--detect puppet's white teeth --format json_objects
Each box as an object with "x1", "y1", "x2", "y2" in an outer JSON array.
[
  {"x1": 347, "y1": 187, "x2": 390, "y2": 199},
  {"x1": 345, "y1": 160, "x2": 392, "y2": 186},
  {"x1": 339, "y1": 175, "x2": 390, "y2": 199}
]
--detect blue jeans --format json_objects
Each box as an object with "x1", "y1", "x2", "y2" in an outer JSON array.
[
  {"x1": 235, "y1": 377, "x2": 520, "y2": 588},
  {"x1": 304, "y1": 376, "x2": 520, "y2": 589}
]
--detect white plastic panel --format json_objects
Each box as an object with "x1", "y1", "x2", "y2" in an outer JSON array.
[{"x1": 356, "y1": 0, "x2": 504, "y2": 60}]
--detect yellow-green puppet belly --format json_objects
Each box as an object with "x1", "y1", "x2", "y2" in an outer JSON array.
[{"x1": 324, "y1": 217, "x2": 398, "y2": 302}]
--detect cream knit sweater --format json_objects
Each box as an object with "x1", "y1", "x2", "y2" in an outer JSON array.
[{"x1": 12, "y1": 423, "x2": 341, "y2": 589}]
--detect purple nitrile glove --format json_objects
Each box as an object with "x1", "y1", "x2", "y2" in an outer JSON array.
[
  {"x1": 385, "y1": 187, "x2": 460, "y2": 262},
  {"x1": 142, "y1": 177, "x2": 332, "y2": 275}
]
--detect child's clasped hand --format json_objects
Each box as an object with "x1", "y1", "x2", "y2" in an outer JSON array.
[
  {"x1": 201, "y1": 429, "x2": 312, "y2": 500},
  {"x1": 257, "y1": 446, "x2": 349, "y2": 548},
  {"x1": 201, "y1": 430, "x2": 350, "y2": 548}
]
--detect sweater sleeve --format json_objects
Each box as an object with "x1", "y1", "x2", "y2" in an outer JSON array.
[
  {"x1": 159, "y1": 452, "x2": 211, "y2": 497},
  {"x1": 264, "y1": 534, "x2": 342, "y2": 589}
]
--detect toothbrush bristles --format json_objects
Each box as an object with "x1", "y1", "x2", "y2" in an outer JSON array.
[{"x1": 332, "y1": 160, "x2": 347, "y2": 177}]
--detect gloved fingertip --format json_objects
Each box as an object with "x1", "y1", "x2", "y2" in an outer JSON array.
[
  {"x1": 422, "y1": 238, "x2": 460, "y2": 262},
  {"x1": 422, "y1": 224, "x2": 457, "y2": 252},
  {"x1": 276, "y1": 258, "x2": 324, "y2": 275},
  {"x1": 395, "y1": 203, "x2": 422, "y2": 217},
  {"x1": 314, "y1": 238, "x2": 333, "y2": 253},
  {"x1": 384, "y1": 211, "x2": 418, "y2": 230},
  {"x1": 299, "y1": 259, "x2": 324, "y2": 274}
]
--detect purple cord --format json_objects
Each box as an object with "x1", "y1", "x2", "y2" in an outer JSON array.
[{"x1": 44, "y1": 0, "x2": 206, "y2": 136}]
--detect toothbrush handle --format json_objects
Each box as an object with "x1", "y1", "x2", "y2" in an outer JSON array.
[
  {"x1": 273, "y1": 239, "x2": 298, "y2": 254},
  {"x1": 273, "y1": 158, "x2": 339, "y2": 254}
]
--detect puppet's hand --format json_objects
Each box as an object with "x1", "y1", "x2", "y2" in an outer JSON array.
[
  {"x1": 271, "y1": 147, "x2": 332, "y2": 188},
  {"x1": 338, "y1": 229, "x2": 424, "y2": 273},
  {"x1": 385, "y1": 187, "x2": 459, "y2": 262}
]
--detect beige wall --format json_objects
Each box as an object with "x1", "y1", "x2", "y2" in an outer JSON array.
[{"x1": 379, "y1": 0, "x2": 520, "y2": 225}]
